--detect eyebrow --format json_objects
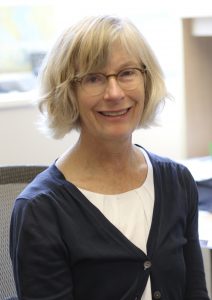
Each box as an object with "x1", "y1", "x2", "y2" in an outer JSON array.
[
  {"x1": 95, "y1": 61, "x2": 140, "y2": 74},
  {"x1": 118, "y1": 61, "x2": 139, "y2": 68}
]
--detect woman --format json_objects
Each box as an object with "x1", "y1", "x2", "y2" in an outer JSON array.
[{"x1": 10, "y1": 15, "x2": 209, "y2": 300}]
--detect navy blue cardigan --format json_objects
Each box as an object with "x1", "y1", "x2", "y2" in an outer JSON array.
[{"x1": 10, "y1": 149, "x2": 210, "y2": 300}]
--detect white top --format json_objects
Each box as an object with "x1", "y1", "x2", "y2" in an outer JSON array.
[{"x1": 79, "y1": 149, "x2": 154, "y2": 300}]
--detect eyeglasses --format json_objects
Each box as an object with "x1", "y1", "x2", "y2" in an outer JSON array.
[{"x1": 72, "y1": 66, "x2": 147, "y2": 96}]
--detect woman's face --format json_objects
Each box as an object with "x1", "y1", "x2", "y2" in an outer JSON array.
[{"x1": 76, "y1": 42, "x2": 145, "y2": 143}]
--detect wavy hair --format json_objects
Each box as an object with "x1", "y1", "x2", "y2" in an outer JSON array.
[{"x1": 38, "y1": 15, "x2": 168, "y2": 138}]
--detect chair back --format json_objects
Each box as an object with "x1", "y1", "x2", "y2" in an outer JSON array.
[{"x1": 0, "y1": 165, "x2": 47, "y2": 300}]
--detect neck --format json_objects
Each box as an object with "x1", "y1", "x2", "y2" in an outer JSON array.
[
  {"x1": 75, "y1": 133, "x2": 137, "y2": 169},
  {"x1": 56, "y1": 132, "x2": 147, "y2": 194},
  {"x1": 59, "y1": 131, "x2": 142, "y2": 174}
]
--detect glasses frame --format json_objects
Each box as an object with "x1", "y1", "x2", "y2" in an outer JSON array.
[{"x1": 72, "y1": 65, "x2": 147, "y2": 96}]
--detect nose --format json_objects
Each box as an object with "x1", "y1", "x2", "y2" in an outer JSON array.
[{"x1": 103, "y1": 77, "x2": 125, "y2": 101}]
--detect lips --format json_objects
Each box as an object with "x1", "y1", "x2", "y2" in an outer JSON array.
[{"x1": 99, "y1": 108, "x2": 130, "y2": 117}]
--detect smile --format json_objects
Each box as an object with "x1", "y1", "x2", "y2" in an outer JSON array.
[{"x1": 99, "y1": 108, "x2": 130, "y2": 117}]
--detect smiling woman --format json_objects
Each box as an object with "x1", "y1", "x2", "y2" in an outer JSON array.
[
  {"x1": 73, "y1": 41, "x2": 146, "y2": 144},
  {"x1": 37, "y1": 16, "x2": 167, "y2": 139},
  {"x1": 10, "y1": 15, "x2": 210, "y2": 300}
]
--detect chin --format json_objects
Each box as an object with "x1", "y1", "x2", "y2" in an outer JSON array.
[{"x1": 101, "y1": 127, "x2": 135, "y2": 141}]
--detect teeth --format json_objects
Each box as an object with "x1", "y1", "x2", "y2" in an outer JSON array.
[{"x1": 101, "y1": 109, "x2": 128, "y2": 116}]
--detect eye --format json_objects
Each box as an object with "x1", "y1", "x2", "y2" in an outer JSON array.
[
  {"x1": 118, "y1": 68, "x2": 137, "y2": 81},
  {"x1": 83, "y1": 73, "x2": 105, "y2": 85},
  {"x1": 120, "y1": 69, "x2": 136, "y2": 76}
]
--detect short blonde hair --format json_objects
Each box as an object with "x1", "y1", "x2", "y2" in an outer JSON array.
[{"x1": 38, "y1": 15, "x2": 168, "y2": 139}]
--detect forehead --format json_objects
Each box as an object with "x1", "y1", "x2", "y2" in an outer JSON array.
[
  {"x1": 109, "y1": 42, "x2": 139, "y2": 66},
  {"x1": 76, "y1": 33, "x2": 142, "y2": 76}
]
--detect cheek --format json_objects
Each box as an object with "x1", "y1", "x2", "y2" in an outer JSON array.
[
  {"x1": 133, "y1": 87, "x2": 145, "y2": 107},
  {"x1": 134, "y1": 79, "x2": 145, "y2": 99},
  {"x1": 77, "y1": 91, "x2": 90, "y2": 111},
  {"x1": 77, "y1": 94, "x2": 99, "y2": 119}
]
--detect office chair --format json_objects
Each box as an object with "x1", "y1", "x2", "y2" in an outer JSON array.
[{"x1": 0, "y1": 165, "x2": 47, "y2": 300}]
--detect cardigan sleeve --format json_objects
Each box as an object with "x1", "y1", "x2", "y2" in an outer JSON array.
[
  {"x1": 10, "y1": 195, "x2": 74, "y2": 300},
  {"x1": 183, "y1": 168, "x2": 210, "y2": 300}
]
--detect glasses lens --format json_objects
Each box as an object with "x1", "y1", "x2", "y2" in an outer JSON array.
[
  {"x1": 118, "y1": 68, "x2": 141, "y2": 90},
  {"x1": 82, "y1": 73, "x2": 106, "y2": 95}
]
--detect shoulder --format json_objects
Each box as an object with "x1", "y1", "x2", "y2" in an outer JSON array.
[
  {"x1": 14, "y1": 163, "x2": 78, "y2": 212},
  {"x1": 138, "y1": 147, "x2": 199, "y2": 212},
  {"x1": 18, "y1": 164, "x2": 63, "y2": 199},
  {"x1": 145, "y1": 149, "x2": 198, "y2": 209},
  {"x1": 136, "y1": 145, "x2": 196, "y2": 186}
]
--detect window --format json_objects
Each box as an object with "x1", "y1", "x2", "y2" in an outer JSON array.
[{"x1": 0, "y1": 2, "x2": 57, "y2": 96}]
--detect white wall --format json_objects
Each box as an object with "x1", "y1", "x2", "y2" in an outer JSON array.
[{"x1": 0, "y1": 104, "x2": 79, "y2": 165}]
